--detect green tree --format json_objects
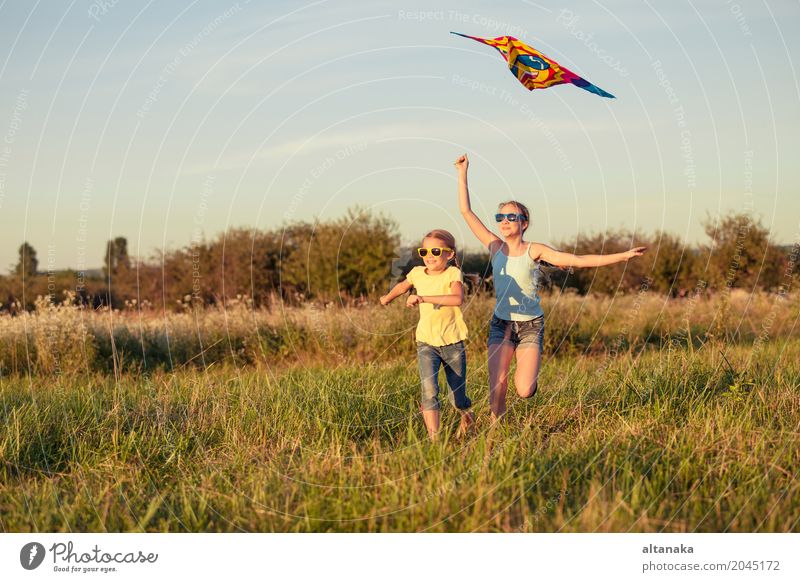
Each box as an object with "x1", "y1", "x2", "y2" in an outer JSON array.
[
  {"x1": 645, "y1": 232, "x2": 699, "y2": 296},
  {"x1": 280, "y1": 208, "x2": 399, "y2": 301},
  {"x1": 461, "y1": 251, "x2": 492, "y2": 277},
  {"x1": 202, "y1": 228, "x2": 282, "y2": 305},
  {"x1": 104, "y1": 237, "x2": 131, "y2": 277},
  {"x1": 14, "y1": 242, "x2": 38, "y2": 278},
  {"x1": 698, "y1": 212, "x2": 783, "y2": 291},
  {"x1": 556, "y1": 230, "x2": 649, "y2": 295},
  {"x1": 336, "y1": 208, "x2": 399, "y2": 298}
]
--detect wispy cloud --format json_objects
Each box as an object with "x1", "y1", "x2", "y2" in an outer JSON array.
[
  {"x1": 180, "y1": 113, "x2": 653, "y2": 176},
  {"x1": 180, "y1": 122, "x2": 436, "y2": 175}
]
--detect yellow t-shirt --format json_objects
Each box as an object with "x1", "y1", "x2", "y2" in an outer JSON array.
[{"x1": 405, "y1": 265, "x2": 468, "y2": 346}]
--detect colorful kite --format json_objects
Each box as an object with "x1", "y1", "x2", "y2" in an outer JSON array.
[{"x1": 451, "y1": 32, "x2": 615, "y2": 99}]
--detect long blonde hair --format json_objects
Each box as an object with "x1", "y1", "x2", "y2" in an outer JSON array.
[{"x1": 422, "y1": 229, "x2": 460, "y2": 268}]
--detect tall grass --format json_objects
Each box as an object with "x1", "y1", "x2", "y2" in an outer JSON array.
[
  {"x1": 1, "y1": 290, "x2": 797, "y2": 531},
  {"x1": 1, "y1": 290, "x2": 797, "y2": 375},
  {"x1": 1, "y1": 334, "x2": 798, "y2": 532}
]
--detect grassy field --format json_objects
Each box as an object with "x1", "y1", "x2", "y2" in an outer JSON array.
[{"x1": 1, "y1": 291, "x2": 798, "y2": 532}]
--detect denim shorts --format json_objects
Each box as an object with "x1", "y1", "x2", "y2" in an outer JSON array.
[
  {"x1": 416, "y1": 341, "x2": 472, "y2": 412},
  {"x1": 487, "y1": 314, "x2": 545, "y2": 350}
]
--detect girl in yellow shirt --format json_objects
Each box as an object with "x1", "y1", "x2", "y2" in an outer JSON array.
[{"x1": 380, "y1": 229, "x2": 474, "y2": 440}]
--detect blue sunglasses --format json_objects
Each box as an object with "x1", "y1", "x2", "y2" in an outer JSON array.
[{"x1": 495, "y1": 213, "x2": 526, "y2": 223}]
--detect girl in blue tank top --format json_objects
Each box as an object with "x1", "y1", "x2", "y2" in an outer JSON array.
[{"x1": 454, "y1": 154, "x2": 647, "y2": 421}]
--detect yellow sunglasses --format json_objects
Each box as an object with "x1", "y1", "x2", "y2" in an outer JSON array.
[{"x1": 417, "y1": 247, "x2": 453, "y2": 258}]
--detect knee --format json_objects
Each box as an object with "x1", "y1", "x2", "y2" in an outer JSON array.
[
  {"x1": 490, "y1": 374, "x2": 509, "y2": 390},
  {"x1": 517, "y1": 381, "x2": 538, "y2": 399}
]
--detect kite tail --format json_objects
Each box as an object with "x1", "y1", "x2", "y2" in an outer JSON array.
[
  {"x1": 571, "y1": 77, "x2": 616, "y2": 99},
  {"x1": 450, "y1": 31, "x2": 490, "y2": 44}
]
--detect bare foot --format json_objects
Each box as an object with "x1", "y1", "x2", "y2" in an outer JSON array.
[
  {"x1": 490, "y1": 411, "x2": 507, "y2": 424},
  {"x1": 456, "y1": 410, "x2": 474, "y2": 438}
]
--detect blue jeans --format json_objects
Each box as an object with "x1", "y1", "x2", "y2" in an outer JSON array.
[{"x1": 416, "y1": 341, "x2": 472, "y2": 411}]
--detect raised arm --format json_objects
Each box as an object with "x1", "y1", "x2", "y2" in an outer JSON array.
[
  {"x1": 455, "y1": 154, "x2": 502, "y2": 252},
  {"x1": 531, "y1": 243, "x2": 647, "y2": 269}
]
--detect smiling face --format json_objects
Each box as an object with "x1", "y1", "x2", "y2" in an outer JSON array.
[
  {"x1": 420, "y1": 236, "x2": 454, "y2": 273},
  {"x1": 497, "y1": 203, "x2": 529, "y2": 238}
]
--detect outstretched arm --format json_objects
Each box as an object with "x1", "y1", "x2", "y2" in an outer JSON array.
[
  {"x1": 380, "y1": 279, "x2": 413, "y2": 305},
  {"x1": 455, "y1": 154, "x2": 502, "y2": 252},
  {"x1": 531, "y1": 243, "x2": 647, "y2": 269}
]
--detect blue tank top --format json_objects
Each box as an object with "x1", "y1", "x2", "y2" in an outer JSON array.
[{"x1": 491, "y1": 243, "x2": 545, "y2": 321}]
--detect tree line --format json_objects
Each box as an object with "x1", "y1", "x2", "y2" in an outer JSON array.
[{"x1": 0, "y1": 208, "x2": 793, "y2": 312}]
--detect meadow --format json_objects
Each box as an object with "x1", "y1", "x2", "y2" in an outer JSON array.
[{"x1": 0, "y1": 290, "x2": 798, "y2": 532}]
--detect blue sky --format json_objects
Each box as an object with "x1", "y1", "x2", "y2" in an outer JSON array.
[{"x1": 1, "y1": 0, "x2": 798, "y2": 270}]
